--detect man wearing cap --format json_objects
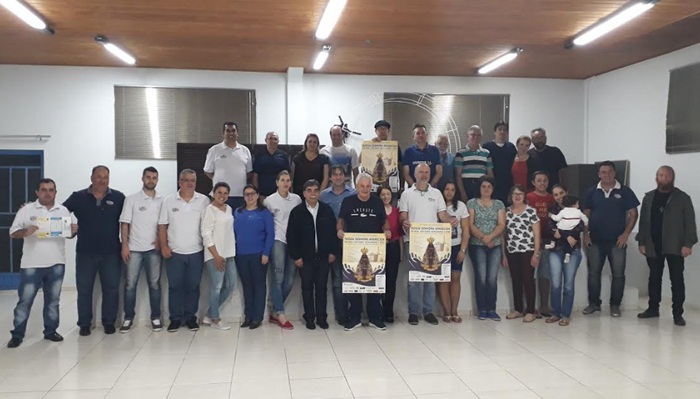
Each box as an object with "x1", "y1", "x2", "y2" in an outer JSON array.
[
  {"x1": 204, "y1": 121, "x2": 253, "y2": 209},
  {"x1": 369, "y1": 120, "x2": 404, "y2": 191}
]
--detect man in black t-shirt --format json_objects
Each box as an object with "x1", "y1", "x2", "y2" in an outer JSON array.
[
  {"x1": 528, "y1": 127, "x2": 567, "y2": 192},
  {"x1": 483, "y1": 121, "x2": 517, "y2": 203},
  {"x1": 337, "y1": 173, "x2": 391, "y2": 331}
]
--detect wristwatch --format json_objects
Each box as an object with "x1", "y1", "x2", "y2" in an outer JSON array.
[{"x1": 460, "y1": 248, "x2": 467, "y2": 253}]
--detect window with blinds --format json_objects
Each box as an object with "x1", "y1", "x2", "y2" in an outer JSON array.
[
  {"x1": 667, "y1": 62, "x2": 700, "y2": 154},
  {"x1": 383, "y1": 93, "x2": 510, "y2": 153},
  {"x1": 114, "y1": 86, "x2": 256, "y2": 160}
]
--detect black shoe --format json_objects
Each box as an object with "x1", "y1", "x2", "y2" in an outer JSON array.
[
  {"x1": 167, "y1": 320, "x2": 181, "y2": 333},
  {"x1": 7, "y1": 337, "x2": 22, "y2": 348},
  {"x1": 408, "y1": 314, "x2": 419, "y2": 325},
  {"x1": 44, "y1": 332, "x2": 64, "y2": 342},
  {"x1": 637, "y1": 309, "x2": 660, "y2": 319},
  {"x1": 104, "y1": 325, "x2": 116, "y2": 335},
  {"x1": 385, "y1": 316, "x2": 395, "y2": 323},
  {"x1": 582, "y1": 305, "x2": 601, "y2": 315},
  {"x1": 249, "y1": 320, "x2": 262, "y2": 330},
  {"x1": 79, "y1": 327, "x2": 91, "y2": 336},
  {"x1": 305, "y1": 320, "x2": 316, "y2": 330},
  {"x1": 336, "y1": 315, "x2": 347, "y2": 326},
  {"x1": 344, "y1": 320, "x2": 361, "y2": 331},
  {"x1": 424, "y1": 313, "x2": 439, "y2": 325},
  {"x1": 241, "y1": 319, "x2": 252, "y2": 328},
  {"x1": 317, "y1": 319, "x2": 329, "y2": 329},
  {"x1": 186, "y1": 320, "x2": 200, "y2": 331},
  {"x1": 674, "y1": 316, "x2": 686, "y2": 326}
]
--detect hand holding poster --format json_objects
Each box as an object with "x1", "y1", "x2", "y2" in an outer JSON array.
[
  {"x1": 360, "y1": 141, "x2": 400, "y2": 193},
  {"x1": 35, "y1": 216, "x2": 72, "y2": 238},
  {"x1": 408, "y1": 223, "x2": 452, "y2": 282},
  {"x1": 342, "y1": 233, "x2": 386, "y2": 294}
]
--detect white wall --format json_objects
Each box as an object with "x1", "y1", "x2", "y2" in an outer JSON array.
[
  {"x1": 585, "y1": 43, "x2": 700, "y2": 308},
  {"x1": 0, "y1": 64, "x2": 587, "y2": 320}
]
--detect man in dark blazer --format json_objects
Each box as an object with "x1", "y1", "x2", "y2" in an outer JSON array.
[
  {"x1": 287, "y1": 179, "x2": 339, "y2": 330},
  {"x1": 636, "y1": 166, "x2": 697, "y2": 326}
]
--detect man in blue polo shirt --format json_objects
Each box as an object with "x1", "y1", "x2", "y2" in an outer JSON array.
[
  {"x1": 63, "y1": 165, "x2": 125, "y2": 336},
  {"x1": 582, "y1": 161, "x2": 639, "y2": 317},
  {"x1": 252, "y1": 131, "x2": 291, "y2": 198},
  {"x1": 403, "y1": 124, "x2": 442, "y2": 187}
]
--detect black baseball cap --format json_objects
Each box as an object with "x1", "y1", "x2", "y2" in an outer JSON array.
[{"x1": 374, "y1": 120, "x2": 391, "y2": 129}]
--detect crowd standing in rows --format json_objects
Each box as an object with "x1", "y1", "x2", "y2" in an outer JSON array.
[{"x1": 7, "y1": 120, "x2": 697, "y2": 348}]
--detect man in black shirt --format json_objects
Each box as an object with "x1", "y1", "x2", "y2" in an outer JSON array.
[
  {"x1": 337, "y1": 173, "x2": 392, "y2": 331},
  {"x1": 528, "y1": 128, "x2": 567, "y2": 192},
  {"x1": 483, "y1": 121, "x2": 517, "y2": 203},
  {"x1": 636, "y1": 166, "x2": 697, "y2": 326}
]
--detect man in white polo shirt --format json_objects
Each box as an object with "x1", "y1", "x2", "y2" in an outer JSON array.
[
  {"x1": 7, "y1": 178, "x2": 77, "y2": 348},
  {"x1": 263, "y1": 170, "x2": 301, "y2": 330},
  {"x1": 119, "y1": 166, "x2": 164, "y2": 333},
  {"x1": 204, "y1": 121, "x2": 253, "y2": 209},
  {"x1": 159, "y1": 169, "x2": 210, "y2": 333},
  {"x1": 400, "y1": 163, "x2": 456, "y2": 326}
]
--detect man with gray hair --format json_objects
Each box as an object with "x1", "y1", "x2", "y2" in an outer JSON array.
[
  {"x1": 159, "y1": 169, "x2": 210, "y2": 332},
  {"x1": 435, "y1": 133, "x2": 455, "y2": 190},
  {"x1": 455, "y1": 125, "x2": 494, "y2": 201}
]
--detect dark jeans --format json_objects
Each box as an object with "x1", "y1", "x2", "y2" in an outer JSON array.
[
  {"x1": 506, "y1": 251, "x2": 536, "y2": 314},
  {"x1": 383, "y1": 240, "x2": 401, "y2": 319},
  {"x1": 11, "y1": 264, "x2": 65, "y2": 339},
  {"x1": 165, "y1": 252, "x2": 204, "y2": 322},
  {"x1": 647, "y1": 254, "x2": 685, "y2": 317},
  {"x1": 300, "y1": 256, "x2": 330, "y2": 322},
  {"x1": 329, "y1": 254, "x2": 345, "y2": 320},
  {"x1": 346, "y1": 294, "x2": 383, "y2": 325},
  {"x1": 236, "y1": 253, "x2": 268, "y2": 322},
  {"x1": 587, "y1": 240, "x2": 626, "y2": 306},
  {"x1": 123, "y1": 250, "x2": 162, "y2": 320},
  {"x1": 462, "y1": 178, "x2": 481, "y2": 201},
  {"x1": 76, "y1": 253, "x2": 121, "y2": 328}
]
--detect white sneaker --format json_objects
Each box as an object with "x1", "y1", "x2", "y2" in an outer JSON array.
[
  {"x1": 201, "y1": 315, "x2": 212, "y2": 326},
  {"x1": 151, "y1": 319, "x2": 163, "y2": 332},
  {"x1": 119, "y1": 319, "x2": 133, "y2": 333},
  {"x1": 211, "y1": 320, "x2": 231, "y2": 331}
]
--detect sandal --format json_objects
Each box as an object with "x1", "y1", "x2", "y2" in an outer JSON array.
[
  {"x1": 558, "y1": 318, "x2": 570, "y2": 327},
  {"x1": 545, "y1": 316, "x2": 561, "y2": 323},
  {"x1": 442, "y1": 315, "x2": 453, "y2": 323},
  {"x1": 506, "y1": 311, "x2": 523, "y2": 320},
  {"x1": 523, "y1": 313, "x2": 536, "y2": 323},
  {"x1": 453, "y1": 315, "x2": 462, "y2": 323}
]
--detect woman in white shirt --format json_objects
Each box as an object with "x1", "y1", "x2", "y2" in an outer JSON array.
[
  {"x1": 438, "y1": 181, "x2": 469, "y2": 323},
  {"x1": 201, "y1": 182, "x2": 237, "y2": 330}
]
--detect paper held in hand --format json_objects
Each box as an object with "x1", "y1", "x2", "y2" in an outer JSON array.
[
  {"x1": 408, "y1": 223, "x2": 452, "y2": 282},
  {"x1": 341, "y1": 233, "x2": 386, "y2": 294},
  {"x1": 35, "y1": 217, "x2": 72, "y2": 238}
]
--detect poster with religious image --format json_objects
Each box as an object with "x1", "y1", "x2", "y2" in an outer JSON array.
[
  {"x1": 360, "y1": 140, "x2": 400, "y2": 193},
  {"x1": 342, "y1": 233, "x2": 386, "y2": 294},
  {"x1": 408, "y1": 223, "x2": 452, "y2": 282}
]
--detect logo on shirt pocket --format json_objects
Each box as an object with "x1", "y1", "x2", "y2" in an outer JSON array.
[
  {"x1": 138, "y1": 206, "x2": 147, "y2": 211},
  {"x1": 614, "y1": 194, "x2": 622, "y2": 199},
  {"x1": 219, "y1": 155, "x2": 228, "y2": 159},
  {"x1": 106, "y1": 200, "x2": 114, "y2": 205},
  {"x1": 428, "y1": 198, "x2": 436, "y2": 202},
  {"x1": 172, "y1": 208, "x2": 180, "y2": 212}
]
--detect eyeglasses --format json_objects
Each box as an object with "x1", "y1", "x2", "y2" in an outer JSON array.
[
  {"x1": 244, "y1": 192, "x2": 257, "y2": 197},
  {"x1": 512, "y1": 192, "x2": 525, "y2": 197}
]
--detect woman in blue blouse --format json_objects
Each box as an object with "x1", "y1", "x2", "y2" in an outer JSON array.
[{"x1": 234, "y1": 184, "x2": 275, "y2": 329}]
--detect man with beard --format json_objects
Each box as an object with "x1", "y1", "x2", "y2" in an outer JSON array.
[
  {"x1": 528, "y1": 128, "x2": 567, "y2": 192},
  {"x1": 636, "y1": 166, "x2": 697, "y2": 326},
  {"x1": 434, "y1": 134, "x2": 455, "y2": 191},
  {"x1": 118, "y1": 166, "x2": 164, "y2": 333},
  {"x1": 204, "y1": 122, "x2": 253, "y2": 208},
  {"x1": 483, "y1": 121, "x2": 517, "y2": 204}
]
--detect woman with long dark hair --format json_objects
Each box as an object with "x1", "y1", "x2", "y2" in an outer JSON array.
[
  {"x1": 291, "y1": 133, "x2": 330, "y2": 196},
  {"x1": 378, "y1": 186, "x2": 402, "y2": 323},
  {"x1": 438, "y1": 181, "x2": 469, "y2": 322},
  {"x1": 233, "y1": 184, "x2": 274, "y2": 329}
]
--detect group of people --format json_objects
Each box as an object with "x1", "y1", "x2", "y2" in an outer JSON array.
[{"x1": 7, "y1": 120, "x2": 697, "y2": 349}]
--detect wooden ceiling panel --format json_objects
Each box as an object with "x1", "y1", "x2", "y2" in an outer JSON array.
[{"x1": 0, "y1": 0, "x2": 699, "y2": 78}]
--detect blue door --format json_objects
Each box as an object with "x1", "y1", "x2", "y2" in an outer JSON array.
[{"x1": 0, "y1": 150, "x2": 44, "y2": 290}]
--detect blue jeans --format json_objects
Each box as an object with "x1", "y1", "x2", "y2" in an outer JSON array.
[
  {"x1": 76, "y1": 253, "x2": 121, "y2": 328},
  {"x1": 468, "y1": 244, "x2": 501, "y2": 312},
  {"x1": 205, "y1": 257, "x2": 237, "y2": 320},
  {"x1": 549, "y1": 249, "x2": 582, "y2": 318},
  {"x1": 123, "y1": 250, "x2": 162, "y2": 320},
  {"x1": 329, "y1": 254, "x2": 345, "y2": 319},
  {"x1": 11, "y1": 264, "x2": 65, "y2": 339},
  {"x1": 587, "y1": 240, "x2": 626, "y2": 306},
  {"x1": 165, "y1": 252, "x2": 204, "y2": 322},
  {"x1": 236, "y1": 253, "x2": 268, "y2": 322},
  {"x1": 405, "y1": 242, "x2": 436, "y2": 316},
  {"x1": 269, "y1": 241, "x2": 296, "y2": 314}
]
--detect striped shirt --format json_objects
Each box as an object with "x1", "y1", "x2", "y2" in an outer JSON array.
[{"x1": 455, "y1": 146, "x2": 493, "y2": 179}]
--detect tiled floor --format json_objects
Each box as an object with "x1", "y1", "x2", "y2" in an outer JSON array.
[{"x1": 1, "y1": 291, "x2": 700, "y2": 398}]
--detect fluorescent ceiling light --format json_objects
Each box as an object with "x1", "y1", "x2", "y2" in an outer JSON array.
[
  {"x1": 315, "y1": 0, "x2": 347, "y2": 40},
  {"x1": 478, "y1": 48, "x2": 523, "y2": 75},
  {"x1": 313, "y1": 46, "x2": 331, "y2": 70},
  {"x1": 0, "y1": 0, "x2": 48, "y2": 30},
  {"x1": 94, "y1": 35, "x2": 136, "y2": 65},
  {"x1": 570, "y1": 0, "x2": 658, "y2": 47}
]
